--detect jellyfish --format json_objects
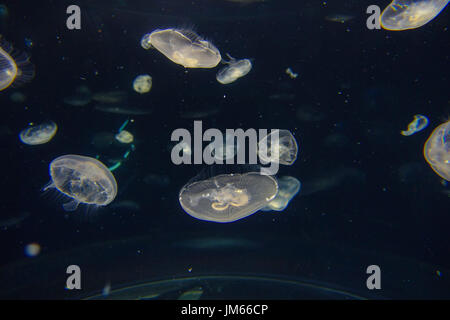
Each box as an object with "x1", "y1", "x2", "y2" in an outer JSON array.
[
  {"x1": 380, "y1": 0, "x2": 449, "y2": 31},
  {"x1": 260, "y1": 176, "x2": 301, "y2": 212},
  {"x1": 43, "y1": 155, "x2": 118, "y2": 211},
  {"x1": 115, "y1": 130, "x2": 134, "y2": 144},
  {"x1": 19, "y1": 121, "x2": 57, "y2": 145},
  {"x1": 140, "y1": 28, "x2": 221, "y2": 68},
  {"x1": 401, "y1": 114, "x2": 429, "y2": 136},
  {"x1": 0, "y1": 37, "x2": 35, "y2": 91},
  {"x1": 216, "y1": 54, "x2": 252, "y2": 84},
  {"x1": 258, "y1": 129, "x2": 298, "y2": 165},
  {"x1": 179, "y1": 172, "x2": 278, "y2": 223},
  {"x1": 204, "y1": 133, "x2": 241, "y2": 162},
  {"x1": 423, "y1": 120, "x2": 450, "y2": 181},
  {"x1": 133, "y1": 74, "x2": 152, "y2": 94}
]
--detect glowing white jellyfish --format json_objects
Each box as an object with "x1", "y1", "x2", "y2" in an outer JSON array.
[
  {"x1": 141, "y1": 28, "x2": 221, "y2": 68},
  {"x1": 115, "y1": 130, "x2": 134, "y2": 144},
  {"x1": 401, "y1": 114, "x2": 429, "y2": 136},
  {"x1": 0, "y1": 37, "x2": 35, "y2": 91},
  {"x1": 204, "y1": 133, "x2": 241, "y2": 162},
  {"x1": 216, "y1": 54, "x2": 252, "y2": 84},
  {"x1": 133, "y1": 74, "x2": 152, "y2": 94},
  {"x1": 258, "y1": 129, "x2": 298, "y2": 165},
  {"x1": 44, "y1": 155, "x2": 118, "y2": 211},
  {"x1": 19, "y1": 121, "x2": 58, "y2": 145},
  {"x1": 380, "y1": 0, "x2": 449, "y2": 31},
  {"x1": 179, "y1": 172, "x2": 278, "y2": 223},
  {"x1": 260, "y1": 176, "x2": 301, "y2": 212},
  {"x1": 423, "y1": 120, "x2": 450, "y2": 181}
]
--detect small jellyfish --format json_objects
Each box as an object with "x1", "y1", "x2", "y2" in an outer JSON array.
[
  {"x1": 19, "y1": 121, "x2": 57, "y2": 145},
  {"x1": 285, "y1": 67, "x2": 298, "y2": 79},
  {"x1": 401, "y1": 114, "x2": 429, "y2": 136},
  {"x1": 115, "y1": 130, "x2": 134, "y2": 144},
  {"x1": 0, "y1": 37, "x2": 35, "y2": 91},
  {"x1": 173, "y1": 141, "x2": 192, "y2": 157},
  {"x1": 43, "y1": 155, "x2": 118, "y2": 211},
  {"x1": 141, "y1": 28, "x2": 221, "y2": 68},
  {"x1": 260, "y1": 176, "x2": 301, "y2": 212},
  {"x1": 380, "y1": 0, "x2": 449, "y2": 31},
  {"x1": 258, "y1": 129, "x2": 298, "y2": 165},
  {"x1": 133, "y1": 74, "x2": 152, "y2": 94},
  {"x1": 204, "y1": 133, "x2": 241, "y2": 161},
  {"x1": 179, "y1": 172, "x2": 278, "y2": 223},
  {"x1": 216, "y1": 54, "x2": 252, "y2": 84},
  {"x1": 423, "y1": 120, "x2": 450, "y2": 181}
]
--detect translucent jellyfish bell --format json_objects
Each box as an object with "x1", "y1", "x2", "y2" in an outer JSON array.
[
  {"x1": 216, "y1": 54, "x2": 252, "y2": 84},
  {"x1": 179, "y1": 172, "x2": 278, "y2": 223},
  {"x1": 115, "y1": 130, "x2": 134, "y2": 144},
  {"x1": 19, "y1": 121, "x2": 57, "y2": 145},
  {"x1": 258, "y1": 129, "x2": 298, "y2": 165},
  {"x1": 260, "y1": 176, "x2": 301, "y2": 212},
  {"x1": 0, "y1": 37, "x2": 35, "y2": 91},
  {"x1": 380, "y1": 0, "x2": 449, "y2": 31},
  {"x1": 204, "y1": 133, "x2": 241, "y2": 161},
  {"x1": 141, "y1": 28, "x2": 221, "y2": 68},
  {"x1": 133, "y1": 74, "x2": 152, "y2": 94},
  {"x1": 401, "y1": 114, "x2": 429, "y2": 136},
  {"x1": 423, "y1": 120, "x2": 450, "y2": 181},
  {"x1": 44, "y1": 155, "x2": 118, "y2": 211}
]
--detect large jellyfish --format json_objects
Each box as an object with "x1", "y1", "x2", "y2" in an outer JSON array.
[
  {"x1": 216, "y1": 54, "x2": 252, "y2": 84},
  {"x1": 44, "y1": 155, "x2": 118, "y2": 211},
  {"x1": 261, "y1": 176, "x2": 301, "y2": 212},
  {"x1": 19, "y1": 121, "x2": 57, "y2": 145},
  {"x1": 258, "y1": 129, "x2": 298, "y2": 165},
  {"x1": 140, "y1": 28, "x2": 221, "y2": 68},
  {"x1": 380, "y1": 0, "x2": 449, "y2": 31},
  {"x1": 0, "y1": 37, "x2": 35, "y2": 91},
  {"x1": 179, "y1": 172, "x2": 278, "y2": 223},
  {"x1": 423, "y1": 120, "x2": 450, "y2": 181}
]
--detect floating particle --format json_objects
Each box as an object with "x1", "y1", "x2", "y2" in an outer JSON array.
[{"x1": 24, "y1": 243, "x2": 41, "y2": 257}]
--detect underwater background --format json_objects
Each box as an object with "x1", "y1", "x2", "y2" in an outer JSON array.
[{"x1": 0, "y1": 0, "x2": 449, "y2": 299}]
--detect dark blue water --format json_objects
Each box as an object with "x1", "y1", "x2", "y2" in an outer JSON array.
[{"x1": 0, "y1": 0, "x2": 449, "y2": 299}]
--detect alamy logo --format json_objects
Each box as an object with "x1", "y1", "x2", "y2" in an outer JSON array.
[{"x1": 170, "y1": 121, "x2": 288, "y2": 176}]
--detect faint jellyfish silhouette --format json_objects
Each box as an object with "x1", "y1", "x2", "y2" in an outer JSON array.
[
  {"x1": 216, "y1": 54, "x2": 252, "y2": 84},
  {"x1": 401, "y1": 114, "x2": 429, "y2": 136},
  {"x1": 179, "y1": 172, "x2": 278, "y2": 223},
  {"x1": 380, "y1": 0, "x2": 449, "y2": 31},
  {"x1": 172, "y1": 140, "x2": 192, "y2": 156},
  {"x1": 258, "y1": 129, "x2": 298, "y2": 165},
  {"x1": 43, "y1": 155, "x2": 118, "y2": 211},
  {"x1": 19, "y1": 121, "x2": 57, "y2": 145},
  {"x1": 133, "y1": 74, "x2": 152, "y2": 94},
  {"x1": 0, "y1": 37, "x2": 35, "y2": 91},
  {"x1": 261, "y1": 176, "x2": 301, "y2": 212},
  {"x1": 140, "y1": 28, "x2": 221, "y2": 68},
  {"x1": 204, "y1": 133, "x2": 241, "y2": 162},
  {"x1": 423, "y1": 120, "x2": 450, "y2": 181}
]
